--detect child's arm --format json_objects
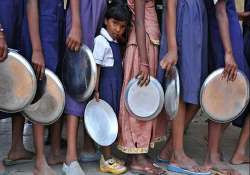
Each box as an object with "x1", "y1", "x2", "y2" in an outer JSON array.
[
  {"x1": 66, "y1": 0, "x2": 82, "y2": 51},
  {"x1": 215, "y1": 0, "x2": 237, "y2": 81},
  {"x1": 135, "y1": 0, "x2": 149, "y2": 86},
  {"x1": 94, "y1": 65, "x2": 101, "y2": 102},
  {"x1": 0, "y1": 24, "x2": 7, "y2": 61},
  {"x1": 26, "y1": 0, "x2": 45, "y2": 80},
  {"x1": 160, "y1": 0, "x2": 178, "y2": 73},
  {"x1": 238, "y1": 11, "x2": 250, "y2": 21}
]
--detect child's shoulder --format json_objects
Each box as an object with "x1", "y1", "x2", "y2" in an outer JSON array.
[{"x1": 94, "y1": 34, "x2": 108, "y2": 46}]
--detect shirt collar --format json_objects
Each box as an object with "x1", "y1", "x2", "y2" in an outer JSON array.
[{"x1": 100, "y1": 28, "x2": 118, "y2": 43}]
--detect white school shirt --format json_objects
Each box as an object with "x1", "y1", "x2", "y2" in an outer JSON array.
[{"x1": 93, "y1": 28, "x2": 118, "y2": 67}]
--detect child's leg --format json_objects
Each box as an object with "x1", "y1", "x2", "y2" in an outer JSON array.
[
  {"x1": 48, "y1": 120, "x2": 64, "y2": 165},
  {"x1": 33, "y1": 124, "x2": 56, "y2": 175},
  {"x1": 0, "y1": 161, "x2": 6, "y2": 173},
  {"x1": 204, "y1": 121, "x2": 240, "y2": 175},
  {"x1": 231, "y1": 116, "x2": 250, "y2": 165},
  {"x1": 66, "y1": 115, "x2": 79, "y2": 164},
  {"x1": 7, "y1": 115, "x2": 33, "y2": 161},
  {"x1": 102, "y1": 146, "x2": 112, "y2": 159}
]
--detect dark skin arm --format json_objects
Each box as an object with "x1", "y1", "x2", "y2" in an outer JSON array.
[
  {"x1": 66, "y1": 0, "x2": 82, "y2": 52},
  {"x1": 238, "y1": 11, "x2": 250, "y2": 21},
  {"x1": 160, "y1": 0, "x2": 178, "y2": 73},
  {"x1": 26, "y1": 0, "x2": 45, "y2": 80},
  {"x1": 135, "y1": 0, "x2": 150, "y2": 86},
  {"x1": 0, "y1": 26, "x2": 8, "y2": 61},
  {"x1": 94, "y1": 65, "x2": 101, "y2": 102},
  {"x1": 216, "y1": 0, "x2": 237, "y2": 81}
]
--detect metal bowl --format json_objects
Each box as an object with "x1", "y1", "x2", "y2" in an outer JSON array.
[
  {"x1": 62, "y1": 45, "x2": 97, "y2": 102},
  {"x1": 23, "y1": 69, "x2": 65, "y2": 125},
  {"x1": 124, "y1": 76, "x2": 164, "y2": 121},
  {"x1": 0, "y1": 50, "x2": 36, "y2": 113},
  {"x1": 164, "y1": 66, "x2": 180, "y2": 120},
  {"x1": 200, "y1": 68, "x2": 249, "y2": 123},
  {"x1": 84, "y1": 99, "x2": 118, "y2": 146}
]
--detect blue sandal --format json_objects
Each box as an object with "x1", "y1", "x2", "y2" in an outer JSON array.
[{"x1": 167, "y1": 164, "x2": 211, "y2": 175}]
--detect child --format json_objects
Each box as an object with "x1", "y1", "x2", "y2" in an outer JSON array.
[
  {"x1": 21, "y1": 0, "x2": 65, "y2": 174},
  {"x1": 0, "y1": 1, "x2": 34, "y2": 174},
  {"x1": 230, "y1": 0, "x2": 250, "y2": 165},
  {"x1": 93, "y1": 3, "x2": 130, "y2": 174},
  {"x1": 117, "y1": 0, "x2": 166, "y2": 174},
  {"x1": 204, "y1": 0, "x2": 250, "y2": 174},
  {"x1": 157, "y1": 0, "x2": 209, "y2": 174},
  {"x1": 62, "y1": 0, "x2": 107, "y2": 174}
]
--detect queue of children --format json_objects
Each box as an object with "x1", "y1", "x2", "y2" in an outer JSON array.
[{"x1": 0, "y1": 0, "x2": 249, "y2": 175}]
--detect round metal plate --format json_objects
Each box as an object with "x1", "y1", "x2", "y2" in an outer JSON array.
[
  {"x1": 200, "y1": 68, "x2": 249, "y2": 123},
  {"x1": 23, "y1": 69, "x2": 65, "y2": 125},
  {"x1": 62, "y1": 45, "x2": 97, "y2": 102},
  {"x1": 164, "y1": 66, "x2": 180, "y2": 120},
  {"x1": 84, "y1": 99, "x2": 118, "y2": 146},
  {"x1": 0, "y1": 51, "x2": 36, "y2": 113},
  {"x1": 124, "y1": 76, "x2": 164, "y2": 121}
]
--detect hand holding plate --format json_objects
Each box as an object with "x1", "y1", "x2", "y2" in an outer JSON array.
[
  {"x1": 160, "y1": 50, "x2": 178, "y2": 74},
  {"x1": 223, "y1": 52, "x2": 237, "y2": 81}
]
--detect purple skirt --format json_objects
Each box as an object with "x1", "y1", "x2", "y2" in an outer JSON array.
[{"x1": 64, "y1": 0, "x2": 107, "y2": 117}]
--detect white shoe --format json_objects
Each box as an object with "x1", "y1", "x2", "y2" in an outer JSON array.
[{"x1": 62, "y1": 161, "x2": 85, "y2": 175}]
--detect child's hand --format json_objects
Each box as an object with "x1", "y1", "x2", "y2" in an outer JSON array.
[
  {"x1": 32, "y1": 50, "x2": 45, "y2": 80},
  {"x1": 136, "y1": 65, "x2": 150, "y2": 87},
  {"x1": 0, "y1": 32, "x2": 8, "y2": 62},
  {"x1": 160, "y1": 50, "x2": 178, "y2": 73},
  {"x1": 66, "y1": 24, "x2": 82, "y2": 52},
  {"x1": 223, "y1": 52, "x2": 237, "y2": 81},
  {"x1": 238, "y1": 11, "x2": 245, "y2": 21},
  {"x1": 94, "y1": 91, "x2": 100, "y2": 102}
]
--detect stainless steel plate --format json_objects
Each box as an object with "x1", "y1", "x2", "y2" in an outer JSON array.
[
  {"x1": 0, "y1": 51, "x2": 36, "y2": 113},
  {"x1": 84, "y1": 99, "x2": 118, "y2": 146},
  {"x1": 23, "y1": 69, "x2": 65, "y2": 125},
  {"x1": 200, "y1": 68, "x2": 249, "y2": 123},
  {"x1": 62, "y1": 45, "x2": 97, "y2": 102},
  {"x1": 164, "y1": 66, "x2": 180, "y2": 120},
  {"x1": 124, "y1": 76, "x2": 164, "y2": 121}
]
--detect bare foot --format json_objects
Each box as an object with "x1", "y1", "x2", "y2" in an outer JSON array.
[
  {"x1": 170, "y1": 151, "x2": 200, "y2": 172},
  {"x1": 204, "y1": 158, "x2": 241, "y2": 175},
  {"x1": 231, "y1": 153, "x2": 250, "y2": 165},
  {"x1": 47, "y1": 152, "x2": 65, "y2": 165},
  {"x1": 130, "y1": 155, "x2": 166, "y2": 175},
  {"x1": 159, "y1": 140, "x2": 172, "y2": 161},
  {"x1": 7, "y1": 148, "x2": 34, "y2": 161},
  {"x1": 34, "y1": 158, "x2": 57, "y2": 175}
]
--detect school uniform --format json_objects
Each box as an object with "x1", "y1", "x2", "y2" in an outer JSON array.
[
  {"x1": 93, "y1": 28, "x2": 123, "y2": 115},
  {"x1": 0, "y1": 0, "x2": 24, "y2": 119},
  {"x1": 205, "y1": 0, "x2": 250, "y2": 127},
  {"x1": 157, "y1": 0, "x2": 208, "y2": 105},
  {"x1": 64, "y1": 0, "x2": 107, "y2": 117},
  {"x1": 20, "y1": 0, "x2": 65, "y2": 73}
]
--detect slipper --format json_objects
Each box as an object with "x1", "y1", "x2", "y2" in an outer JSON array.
[
  {"x1": 167, "y1": 164, "x2": 211, "y2": 175},
  {"x1": 3, "y1": 157, "x2": 34, "y2": 166},
  {"x1": 154, "y1": 154, "x2": 170, "y2": 164},
  {"x1": 78, "y1": 151, "x2": 101, "y2": 163}
]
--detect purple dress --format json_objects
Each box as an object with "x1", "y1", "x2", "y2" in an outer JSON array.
[
  {"x1": 157, "y1": 0, "x2": 208, "y2": 105},
  {"x1": 64, "y1": 0, "x2": 107, "y2": 117},
  {"x1": 0, "y1": 0, "x2": 24, "y2": 119},
  {"x1": 99, "y1": 40, "x2": 123, "y2": 115},
  {"x1": 205, "y1": 0, "x2": 250, "y2": 127}
]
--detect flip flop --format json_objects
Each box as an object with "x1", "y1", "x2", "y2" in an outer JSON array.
[
  {"x1": 3, "y1": 157, "x2": 34, "y2": 166},
  {"x1": 154, "y1": 154, "x2": 170, "y2": 164},
  {"x1": 78, "y1": 151, "x2": 101, "y2": 163},
  {"x1": 167, "y1": 164, "x2": 211, "y2": 175}
]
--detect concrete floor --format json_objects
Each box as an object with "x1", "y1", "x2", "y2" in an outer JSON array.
[{"x1": 0, "y1": 113, "x2": 249, "y2": 175}]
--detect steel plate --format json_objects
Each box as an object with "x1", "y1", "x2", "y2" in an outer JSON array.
[
  {"x1": 0, "y1": 51, "x2": 36, "y2": 113},
  {"x1": 164, "y1": 66, "x2": 180, "y2": 120},
  {"x1": 200, "y1": 68, "x2": 249, "y2": 123},
  {"x1": 124, "y1": 76, "x2": 164, "y2": 121},
  {"x1": 62, "y1": 45, "x2": 97, "y2": 102},
  {"x1": 84, "y1": 99, "x2": 118, "y2": 146},
  {"x1": 23, "y1": 69, "x2": 65, "y2": 125}
]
